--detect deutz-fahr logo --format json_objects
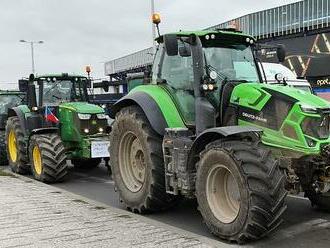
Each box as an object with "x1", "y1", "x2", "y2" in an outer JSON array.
[{"x1": 242, "y1": 112, "x2": 268, "y2": 123}]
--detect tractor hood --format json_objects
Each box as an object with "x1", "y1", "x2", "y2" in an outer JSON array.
[
  {"x1": 60, "y1": 102, "x2": 104, "y2": 114},
  {"x1": 231, "y1": 83, "x2": 330, "y2": 111},
  {"x1": 262, "y1": 84, "x2": 330, "y2": 108}
]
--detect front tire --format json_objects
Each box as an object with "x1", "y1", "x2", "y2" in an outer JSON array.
[
  {"x1": 110, "y1": 106, "x2": 176, "y2": 213},
  {"x1": 196, "y1": 140, "x2": 287, "y2": 243},
  {"x1": 29, "y1": 134, "x2": 67, "y2": 183},
  {"x1": 5, "y1": 117, "x2": 29, "y2": 174}
]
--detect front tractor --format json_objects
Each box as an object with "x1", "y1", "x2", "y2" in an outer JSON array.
[
  {"x1": 109, "y1": 30, "x2": 330, "y2": 243},
  {"x1": 6, "y1": 74, "x2": 110, "y2": 183},
  {"x1": 0, "y1": 90, "x2": 25, "y2": 165}
]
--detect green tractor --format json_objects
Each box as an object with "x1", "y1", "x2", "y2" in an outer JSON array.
[
  {"x1": 5, "y1": 73, "x2": 110, "y2": 183},
  {"x1": 0, "y1": 90, "x2": 26, "y2": 165},
  {"x1": 109, "y1": 30, "x2": 330, "y2": 243}
]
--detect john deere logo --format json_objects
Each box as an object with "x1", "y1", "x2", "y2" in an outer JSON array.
[{"x1": 92, "y1": 120, "x2": 97, "y2": 125}]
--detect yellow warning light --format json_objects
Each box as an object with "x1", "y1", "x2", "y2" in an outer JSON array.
[{"x1": 152, "y1": 13, "x2": 161, "y2": 25}]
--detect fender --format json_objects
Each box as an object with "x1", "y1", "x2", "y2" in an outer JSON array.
[
  {"x1": 188, "y1": 125, "x2": 263, "y2": 171},
  {"x1": 8, "y1": 106, "x2": 30, "y2": 136},
  {"x1": 30, "y1": 127, "x2": 59, "y2": 136},
  {"x1": 110, "y1": 87, "x2": 186, "y2": 136}
]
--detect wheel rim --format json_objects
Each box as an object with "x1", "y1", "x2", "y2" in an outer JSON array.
[
  {"x1": 119, "y1": 131, "x2": 146, "y2": 192},
  {"x1": 206, "y1": 164, "x2": 241, "y2": 224},
  {"x1": 32, "y1": 146, "x2": 42, "y2": 175},
  {"x1": 8, "y1": 130, "x2": 17, "y2": 163}
]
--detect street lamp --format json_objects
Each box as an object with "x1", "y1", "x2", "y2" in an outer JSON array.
[
  {"x1": 151, "y1": 0, "x2": 156, "y2": 49},
  {"x1": 19, "y1": 39, "x2": 44, "y2": 74}
]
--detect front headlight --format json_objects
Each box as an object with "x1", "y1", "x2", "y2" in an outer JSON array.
[
  {"x1": 96, "y1": 113, "x2": 107, "y2": 119},
  {"x1": 78, "y1": 113, "x2": 92, "y2": 120}
]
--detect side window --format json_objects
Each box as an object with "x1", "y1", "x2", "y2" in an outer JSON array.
[
  {"x1": 160, "y1": 41, "x2": 194, "y2": 91},
  {"x1": 151, "y1": 45, "x2": 164, "y2": 84}
]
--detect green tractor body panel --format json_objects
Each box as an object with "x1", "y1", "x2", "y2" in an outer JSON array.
[
  {"x1": 60, "y1": 102, "x2": 104, "y2": 114},
  {"x1": 58, "y1": 102, "x2": 108, "y2": 159},
  {"x1": 230, "y1": 83, "x2": 330, "y2": 156},
  {"x1": 130, "y1": 85, "x2": 186, "y2": 128}
]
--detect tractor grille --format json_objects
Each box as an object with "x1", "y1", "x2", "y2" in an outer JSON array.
[{"x1": 301, "y1": 114, "x2": 330, "y2": 140}]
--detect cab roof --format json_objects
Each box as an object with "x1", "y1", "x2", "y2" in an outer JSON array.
[
  {"x1": 35, "y1": 73, "x2": 87, "y2": 79},
  {"x1": 157, "y1": 29, "x2": 255, "y2": 42},
  {"x1": 0, "y1": 90, "x2": 25, "y2": 95}
]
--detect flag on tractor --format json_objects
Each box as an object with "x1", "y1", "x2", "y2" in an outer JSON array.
[{"x1": 45, "y1": 106, "x2": 59, "y2": 123}]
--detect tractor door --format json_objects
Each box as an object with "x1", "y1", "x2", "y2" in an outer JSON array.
[{"x1": 152, "y1": 42, "x2": 195, "y2": 126}]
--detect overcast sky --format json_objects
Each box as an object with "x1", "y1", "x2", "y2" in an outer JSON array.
[{"x1": 0, "y1": 0, "x2": 299, "y2": 89}]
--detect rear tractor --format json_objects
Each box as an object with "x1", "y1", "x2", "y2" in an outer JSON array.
[
  {"x1": 0, "y1": 90, "x2": 25, "y2": 165},
  {"x1": 6, "y1": 74, "x2": 110, "y2": 183},
  {"x1": 109, "y1": 28, "x2": 330, "y2": 243}
]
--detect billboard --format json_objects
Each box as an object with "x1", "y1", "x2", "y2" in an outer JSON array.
[{"x1": 261, "y1": 31, "x2": 330, "y2": 101}]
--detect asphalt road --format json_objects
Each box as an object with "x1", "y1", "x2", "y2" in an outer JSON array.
[{"x1": 4, "y1": 163, "x2": 330, "y2": 247}]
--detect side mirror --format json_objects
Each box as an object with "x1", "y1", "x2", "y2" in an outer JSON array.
[
  {"x1": 18, "y1": 79, "x2": 28, "y2": 92},
  {"x1": 277, "y1": 45, "x2": 286, "y2": 63},
  {"x1": 179, "y1": 44, "x2": 191, "y2": 57},
  {"x1": 163, "y1": 34, "x2": 178, "y2": 56},
  {"x1": 275, "y1": 73, "x2": 284, "y2": 83}
]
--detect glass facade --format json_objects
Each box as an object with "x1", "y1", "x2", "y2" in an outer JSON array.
[{"x1": 209, "y1": 0, "x2": 330, "y2": 40}]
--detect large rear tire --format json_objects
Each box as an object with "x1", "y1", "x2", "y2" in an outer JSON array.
[
  {"x1": 196, "y1": 140, "x2": 287, "y2": 243},
  {"x1": 0, "y1": 131, "x2": 8, "y2": 166},
  {"x1": 110, "y1": 106, "x2": 176, "y2": 213},
  {"x1": 29, "y1": 134, "x2": 67, "y2": 183},
  {"x1": 5, "y1": 116, "x2": 29, "y2": 174}
]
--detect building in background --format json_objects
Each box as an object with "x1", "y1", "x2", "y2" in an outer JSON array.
[{"x1": 104, "y1": 0, "x2": 330, "y2": 98}]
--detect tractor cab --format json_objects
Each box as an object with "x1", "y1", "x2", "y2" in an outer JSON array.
[
  {"x1": 21, "y1": 73, "x2": 89, "y2": 107},
  {"x1": 151, "y1": 31, "x2": 264, "y2": 128}
]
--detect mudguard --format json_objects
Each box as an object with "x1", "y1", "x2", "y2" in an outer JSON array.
[
  {"x1": 188, "y1": 126, "x2": 263, "y2": 171},
  {"x1": 110, "y1": 91, "x2": 184, "y2": 136}
]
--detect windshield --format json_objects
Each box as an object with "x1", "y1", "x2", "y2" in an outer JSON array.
[
  {"x1": 204, "y1": 45, "x2": 260, "y2": 83},
  {"x1": 41, "y1": 78, "x2": 87, "y2": 105},
  {"x1": 295, "y1": 85, "x2": 312, "y2": 93},
  {"x1": 0, "y1": 95, "x2": 23, "y2": 115}
]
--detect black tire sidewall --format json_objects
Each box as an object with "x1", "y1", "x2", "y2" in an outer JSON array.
[
  {"x1": 196, "y1": 148, "x2": 249, "y2": 238},
  {"x1": 5, "y1": 117, "x2": 28, "y2": 174}
]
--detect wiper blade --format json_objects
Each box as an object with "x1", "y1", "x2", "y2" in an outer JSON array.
[{"x1": 226, "y1": 79, "x2": 249, "y2": 83}]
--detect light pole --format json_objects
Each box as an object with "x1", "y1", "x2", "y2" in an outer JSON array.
[
  {"x1": 19, "y1": 40, "x2": 44, "y2": 74},
  {"x1": 151, "y1": 0, "x2": 156, "y2": 46}
]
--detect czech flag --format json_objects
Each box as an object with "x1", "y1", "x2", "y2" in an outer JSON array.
[{"x1": 45, "y1": 106, "x2": 59, "y2": 123}]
